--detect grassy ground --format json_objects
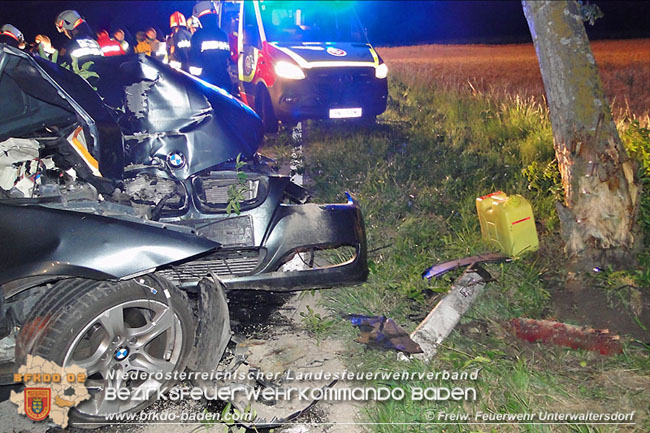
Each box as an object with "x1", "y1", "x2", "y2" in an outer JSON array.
[
  {"x1": 378, "y1": 39, "x2": 650, "y2": 119},
  {"x1": 263, "y1": 54, "x2": 650, "y2": 431}
]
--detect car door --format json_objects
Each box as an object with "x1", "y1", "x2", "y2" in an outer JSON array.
[{"x1": 237, "y1": 0, "x2": 262, "y2": 107}]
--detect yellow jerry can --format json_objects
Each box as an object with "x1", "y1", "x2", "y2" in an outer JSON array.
[{"x1": 476, "y1": 191, "x2": 539, "y2": 256}]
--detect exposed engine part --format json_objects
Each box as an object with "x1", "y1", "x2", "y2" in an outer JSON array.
[{"x1": 123, "y1": 173, "x2": 185, "y2": 207}]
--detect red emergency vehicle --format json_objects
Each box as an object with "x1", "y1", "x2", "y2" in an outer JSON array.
[{"x1": 217, "y1": 0, "x2": 388, "y2": 132}]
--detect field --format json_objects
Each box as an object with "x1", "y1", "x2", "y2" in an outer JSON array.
[
  {"x1": 262, "y1": 38, "x2": 650, "y2": 432},
  {"x1": 378, "y1": 39, "x2": 650, "y2": 119}
]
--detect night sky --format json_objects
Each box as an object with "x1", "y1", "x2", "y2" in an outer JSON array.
[{"x1": 1, "y1": 1, "x2": 648, "y2": 49}]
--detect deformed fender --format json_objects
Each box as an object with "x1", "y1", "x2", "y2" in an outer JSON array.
[
  {"x1": 0, "y1": 202, "x2": 219, "y2": 288},
  {"x1": 186, "y1": 276, "x2": 231, "y2": 373}
]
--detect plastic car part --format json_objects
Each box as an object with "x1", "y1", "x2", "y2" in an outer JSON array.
[{"x1": 422, "y1": 253, "x2": 510, "y2": 279}]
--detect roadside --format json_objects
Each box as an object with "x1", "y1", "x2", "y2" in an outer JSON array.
[{"x1": 296, "y1": 70, "x2": 650, "y2": 432}]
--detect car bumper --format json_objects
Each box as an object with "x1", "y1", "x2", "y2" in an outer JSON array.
[{"x1": 157, "y1": 181, "x2": 369, "y2": 291}]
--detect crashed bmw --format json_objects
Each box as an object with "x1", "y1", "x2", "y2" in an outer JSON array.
[{"x1": 0, "y1": 44, "x2": 367, "y2": 424}]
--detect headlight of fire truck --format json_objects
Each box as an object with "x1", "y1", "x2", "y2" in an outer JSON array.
[
  {"x1": 375, "y1": 63, "x2": 388, "y2": 79},
  {"x1": 274, "y1": 61, "x2": 305, "y2": 80}
]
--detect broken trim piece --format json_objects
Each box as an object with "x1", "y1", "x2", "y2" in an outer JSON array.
[
  {"x1": 411, "y1": 270, "x2": 490, "y2": 361},
  {"x1": 422, "y1": 253, "x2": 510, "y2": 279},
  {"x1": 68, "y1": 126, "x2": 101, "y2": 177}
]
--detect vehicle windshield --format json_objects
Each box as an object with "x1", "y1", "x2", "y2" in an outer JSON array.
[{"x1": 259, "y1": 1, "x2": 366, "y2": 43}]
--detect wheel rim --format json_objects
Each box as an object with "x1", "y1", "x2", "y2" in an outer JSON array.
[{"x1": 63, "y1": 299, "x2": 184, "y2": 417}]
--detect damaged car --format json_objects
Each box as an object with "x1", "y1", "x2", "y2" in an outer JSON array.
[{"x1": 0, "y1": 44, "x2": 367, "y2": 424}]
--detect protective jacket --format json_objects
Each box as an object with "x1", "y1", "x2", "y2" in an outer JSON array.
[
  {"x1": 97, "y1": 33, "x2": 125, "y2": 56},
  {"x1": 168, "y1": 27, "x2": 192, "y2": 71},
  {"x1": 60, "y1": 36, "x2": 103, "y2": 67},
  {"x1": 189, "y1": 25, "x2": 232, "y2": 91}
]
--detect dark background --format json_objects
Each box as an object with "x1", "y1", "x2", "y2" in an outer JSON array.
[{"x1": 1, "y1": 0, "x2": 648, "y2": 48}]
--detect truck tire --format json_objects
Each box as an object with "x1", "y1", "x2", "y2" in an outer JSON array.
[
  {"x1": 258, "y1": 87, "x2": 278, "y2": 133},
  {"x1": 16, "y1": 275, "x2": 194, "y2": 426}
]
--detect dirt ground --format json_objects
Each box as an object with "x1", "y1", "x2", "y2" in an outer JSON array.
[{"x1": 552, "y1": 286, "x2": 650, "y2": 341}]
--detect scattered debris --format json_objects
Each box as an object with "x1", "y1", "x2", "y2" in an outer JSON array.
[
  {"x1": 510, "y1": 318, "x2": 623, "y2": 355},
  {"x1": 347, "y1": 315, "x2": 423, "y2": 354},
  {"x1": 422, "y1": 253, "x2": 510, "y2": 279},
  {"x1": 196, "y1": 341, "x2": 332, "y2": 429},
  {"x1": 411, "y1": 268, "x2": 492, "y2": 361}
]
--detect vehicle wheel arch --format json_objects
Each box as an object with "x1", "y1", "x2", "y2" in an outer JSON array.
[
  {"x1": 12, "y1": 273, "x2": 230, "y2": 425},
  {"x1": 254, "y1": 82, "x2": 278, "y2": 133}
]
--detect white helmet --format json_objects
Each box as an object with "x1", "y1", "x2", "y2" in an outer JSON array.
[
  {"x1": 187, "y1": 16, "x2": 202, "y2": 30},
  {"x1": 1, "y1": 24, "x2": 24, "y2": 43},
  {"x1": 192, "y1": 1, "x2": 218, "y2": 18},
  {"x1": 55, "y1": 10, "x2": 85, "y2": 33}
]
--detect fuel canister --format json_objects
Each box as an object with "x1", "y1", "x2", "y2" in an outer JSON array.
[{"x1": 476, "y1": 191, "x2": 539, "y2": 256}]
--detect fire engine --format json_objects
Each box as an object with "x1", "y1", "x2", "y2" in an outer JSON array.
[{"x1": 217, "y1": 0, "x2": 388, "y2": 132}]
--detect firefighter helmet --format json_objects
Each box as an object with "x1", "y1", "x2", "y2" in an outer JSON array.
[
  {"x1": 1, "y1": 24, "x2": 24, "y2": 43},
  {"x1": 193, "y1": 1, "x2": 218, "y2": 18},
  {"x1": 187, "y1": 16, "x2": 202, "y2": 31},
  {"x1": 170, "y1": 11, "x2": 187, "y2": 28},
  {"x1": 55, "y1": 10, "x2": 85, "y2": 33}
]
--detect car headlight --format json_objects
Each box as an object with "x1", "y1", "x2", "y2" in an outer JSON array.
[
  {"x1": 275, "y1": 61, "x2": 305, "y2": 80},
  {"x1": 375, "y1": 63, "x2": 388, "y2": 79}
]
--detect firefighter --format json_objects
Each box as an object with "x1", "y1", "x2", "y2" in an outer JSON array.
[
  {"x1": 0, "y1": 24, "x2": 25, "y2": 49},
  {"x1": 112, "y1": 28, "x2": 132, "y2": 54},
  {"x1": 55, "y1": 10, "x2": 103, "y2": 68},
  {"x1": 187, "y1": 16, "x2": 201, "y2": 35},
  {"x1": 135, "y1": 28, "x2": 167, "y2": 63},
  {"x1": 96, "y1": 30, "x2": 125, "y2": 56},
  {"x1": 167, "y1": 11, "x2": 192, "y2": 71},
  {"x1": 189, "y1": 1, "x2": 232, "y2": 92}
]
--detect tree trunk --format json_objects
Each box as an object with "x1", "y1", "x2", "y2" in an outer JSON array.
[{"x1": 522, "y1": 0, "x2": 642, "y2": 275}]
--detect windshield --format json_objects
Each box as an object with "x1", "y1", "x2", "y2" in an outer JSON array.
[{"x1": 259, "y1": 1, "x2": 366, "y2": 43}]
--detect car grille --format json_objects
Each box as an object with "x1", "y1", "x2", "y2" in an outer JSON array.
[
  {"x1": 308, "y1": 67, "x2": 375, "y2": 105},
  {"x1": 158, "y1": 250, "x2": 262, "y2": 285},
  {"x1": 199, "y1": 178, "x2": 259, "y2": 204}
]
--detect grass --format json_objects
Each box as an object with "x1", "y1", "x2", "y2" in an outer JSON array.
[
  {"x1": 378, "y1": 39, "x2": 650, "y2": 120},
  {"x1": 260, "y1": 41, "x2": 650, "y2": 431}
]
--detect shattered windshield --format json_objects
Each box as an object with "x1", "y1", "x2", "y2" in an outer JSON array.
[{"x1": 259, "y1": 1, "x2": 366, "y2": 43}]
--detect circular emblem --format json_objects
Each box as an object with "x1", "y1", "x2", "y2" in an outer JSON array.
[
  {"x1": 244, "y1": 54, "x2": 254, "y2": 76},
  {"x1": 114, "y1": 347, "x2": 129, "y2": 361},
  {"x1": 326, "y1": 47, "x2": 347, "y2": 57},
  {"x1": 167, "y1": 151, "x2": 186, "y2": 169}
]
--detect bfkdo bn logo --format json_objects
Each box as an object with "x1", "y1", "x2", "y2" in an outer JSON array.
[
  {"x1": 10, "y1": 355, "x2": 90, "y2": 428},
  {"x1": 24, "y1": 388, "x2": 51, "y2": 421}
]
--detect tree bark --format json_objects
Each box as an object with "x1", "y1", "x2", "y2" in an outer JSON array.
[{"x1": 522, "y1": 0, "x2": 642, "y2": 274}]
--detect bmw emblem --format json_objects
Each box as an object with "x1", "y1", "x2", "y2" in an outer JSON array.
[
  {"x1": 167, "y1": 151, "x2": 186, "y2": 169},
  {"x1": 114, "y1": 347, "x2": 129, "y2": 361}
]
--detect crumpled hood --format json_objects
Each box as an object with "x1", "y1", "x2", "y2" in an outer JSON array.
[
  {"x1": 93, "y1": 55, "x2": 263, "y2": 180},
  {"x1": 270, "y1": 42, "x2": 380, "y2": 68},
  {"x1": 0, "y1": 46, "x2": 263, "y2": 183}
]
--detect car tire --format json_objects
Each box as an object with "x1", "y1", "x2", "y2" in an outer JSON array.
[
  {"x1": 257, "y1": 87, "x2": 278, "y2": 133},
  {"x1": 16, "y1": 275, "x2": 195, "y2": 426}
]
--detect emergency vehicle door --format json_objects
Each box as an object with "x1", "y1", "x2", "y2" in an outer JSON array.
[{"x1": 237, "y1": 0, "x2": 262, "y2": 107}]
